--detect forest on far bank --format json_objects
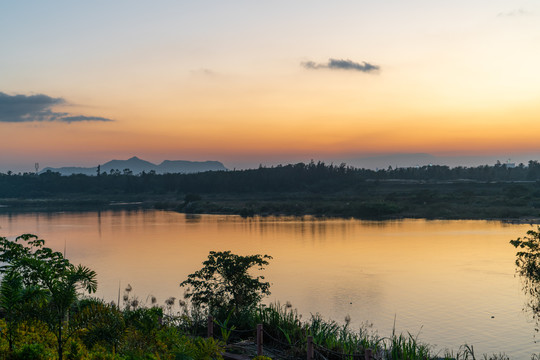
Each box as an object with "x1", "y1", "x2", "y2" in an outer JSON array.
[{"x1": 2, "y1": 160, "x2": 540, "y2": 221}]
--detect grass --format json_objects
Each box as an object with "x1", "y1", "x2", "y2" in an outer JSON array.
[{"x1": 198, "y1": 302, "x2": 519, "y2": 360}]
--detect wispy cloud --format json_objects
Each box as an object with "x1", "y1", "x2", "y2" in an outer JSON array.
[
  {"x1": 301, "y1": 58, "x2": 380, "y2": 73},
  {"x1": 497, "y1": 8, "x2": 531, "y2": 17},
  {"x1": 61, "y1": 115, "x2": 113, "y2": 123},
  {"x1": 0, "y1": 92, "x2": 114, "y2": 123},
  {"x1": 191, "y1": 68, "x2": 217, "y2": 76}
]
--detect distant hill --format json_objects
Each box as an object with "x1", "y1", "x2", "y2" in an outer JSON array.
[
  {"x1": 41, "y1": 156, "x2": 228, "y2": 175},
  {"x1": 101, "y1": 157, "x2": 158, "y2": 174}
]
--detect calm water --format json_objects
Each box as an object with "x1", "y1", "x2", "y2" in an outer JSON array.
[{"x1": 0, "y1": 210, "x2": 537, "y2": 357}]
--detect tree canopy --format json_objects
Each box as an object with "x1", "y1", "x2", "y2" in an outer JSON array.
[
  {"x1": 510, "y1": 227, "x2": 540, "y2": 332},
  {"x1": 180, "y1": 251, "x2": 272, "y2": 314}
]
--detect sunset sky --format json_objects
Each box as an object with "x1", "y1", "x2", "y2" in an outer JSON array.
[{"x1": 1, "y1": 1, "x2": 540, "y2": 172}]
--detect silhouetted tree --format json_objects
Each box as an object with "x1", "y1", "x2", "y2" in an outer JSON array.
[{"x1": 180, "y1": 251, "x2": 272, "y2": 314}]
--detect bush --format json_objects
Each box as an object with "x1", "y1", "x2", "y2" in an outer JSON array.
[
  {"x1": 8, "y1": 343, "x2": 52, "y2": 360},
  {"x1": 180, "y1": 251, "x2": 272, "y2": 314}
]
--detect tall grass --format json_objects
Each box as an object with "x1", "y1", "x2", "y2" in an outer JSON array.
[
  {"x1": 215, "y1": 302, "x2": 441, "y2": 359},
  {"x1": 201, "y1": 302, "x2": 518, "y2": 360}
]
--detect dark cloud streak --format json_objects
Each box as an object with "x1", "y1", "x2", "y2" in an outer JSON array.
[
  {"x1": 301, "y1": 58, "x2": 380, "y2": 73},
  {"x1": 61, "y1": 115, "x2": 113, "y2": 123},
  {"x1": 0, "y1": 92, "x2": 114, "y2": 123}
]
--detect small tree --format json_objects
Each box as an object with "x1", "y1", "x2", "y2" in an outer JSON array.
[
  {"x1": 510, "y1": 227, "x2": 540, "y2": 283},
  {"x1": 0, "y1": 234, "x2": 97, "y2": 360},
  {"x1": 510, "y1": 227, "x2": 540, "y2": 330},
  {"x1": 180, "y1": 251, "x2": 272, "y2": 314}
]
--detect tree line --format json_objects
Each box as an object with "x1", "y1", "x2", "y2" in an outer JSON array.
[{"x1": 1, "y1": 160, "x2": 540, "y2": 198}]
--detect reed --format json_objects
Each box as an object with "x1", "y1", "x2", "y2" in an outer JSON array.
[{"x1": 211, "y1": 302, "x2": 516, "y2": 360}]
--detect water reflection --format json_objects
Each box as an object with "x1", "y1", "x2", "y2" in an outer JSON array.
[{"x1": 185, "y1": 214, "x2": 202, "y2": 223}]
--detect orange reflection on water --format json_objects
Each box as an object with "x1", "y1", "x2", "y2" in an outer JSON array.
[{"x1": 0, "y1": 211, "x2": 535, "y2": 357}]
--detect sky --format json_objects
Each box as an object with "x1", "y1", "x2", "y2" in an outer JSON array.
[{"x1": 1, "y1": 0, "x2": 540, "y2": 172}]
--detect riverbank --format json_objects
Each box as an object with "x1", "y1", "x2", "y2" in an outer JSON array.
[
  {"x1": 1, "y1": 179, "x2": 540, "y2": 222},
  {"x1": 2, "y1": 163, "x2": 540, "y2": 221}
]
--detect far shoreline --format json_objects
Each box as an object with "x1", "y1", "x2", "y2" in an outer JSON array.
[{"x1": 1, "y1": 197, "x2": 540, "y2": 224}]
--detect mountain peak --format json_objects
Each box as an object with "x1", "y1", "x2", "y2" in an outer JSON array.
[{"x1": 40, "y1": 157, "x2": 227, "y2": 175}]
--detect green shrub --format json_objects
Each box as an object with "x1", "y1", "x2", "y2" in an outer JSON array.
[
  {"x1": 74, "y1": 299, "x2": 125, "y2": 353},
  {"x1": 89, "y1": 344, "x2": 122, "y2": 360},
  {"x1": 7, "y1": 343, "x2": 53, "y2": 360},
  {"x1": 65, "y1": 339, "x2": 89, "y2": 360},
  {"x1": 192, "y1": 337, "x2": 224, "y2": 360}
]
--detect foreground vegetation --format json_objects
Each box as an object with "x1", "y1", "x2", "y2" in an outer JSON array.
[
  {"x1": 0, "y1": 233, "x2": 537, "y2": 359},
  {"x1": 0, "y1": 298, "x2": 515, "y2": 360},
  {"x1": 2, "y1": 161, "x2": 540, "y2": 220}
]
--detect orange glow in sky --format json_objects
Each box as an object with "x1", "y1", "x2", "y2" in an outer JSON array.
[{"x1": 1, "y1": 1, "x2": 540, "y2": 171}]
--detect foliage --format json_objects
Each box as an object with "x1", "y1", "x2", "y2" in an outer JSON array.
[
  {"x1": 123, "y1": 306, "x2": 163, "y2": 336},
  {"x1": 73, "y1": 298, "x2": 125, "y2": 354},
  {"x1": 0, "y1": 235, "x2": 237, "y2": 359},
  {"x1": 87, "y1": 344, "x2": 122, "y2": 360},
  {"x1": 121, "y1": 307, "x2": 164, "y2": 357},
  {"x1": 155, "y1": 334, "x2": 225, "y2": 360},
  {"x1": 0, "y1": 319, "x2": 57, "y2": 358},
  {"x1": 180, "y1": 251, "x2": 272, "y2": 313},
  {"x1": 510, "y1": 227, "x2": 540, "y2": 332},
  {"x1": 184, "y1": 193, "x2": 202, "y2": 203},
  {"x1": 0, "y1": 234, "x2": 97, "y2": 360},
  {"x1": 191, "y1": 337, "x2": 225, "y2": 360},
  {"x1": 0, "y1": 271, "x2": 46, "y2": 351},
  {"x1": 64, "y1": 338, "x2": 89, "y2": 360},
  {"x1": 510, "y1": 227, "x2": 540, "y2": 282},
  {"x1": 7, "y1": 342, "x2": 53, "y2": 360},
  {"x1": 213, "y1": 311, "x2": 236, "y2": 344},
  {"x1": 382, "y1": 332, "x2": 431, "y2": 360},
  {"x1": 221, "y1": 302, "x2": 443, "y2": 360},
  {"x1": 255, "y1": 302, "x2": 304, "y2": 347}
]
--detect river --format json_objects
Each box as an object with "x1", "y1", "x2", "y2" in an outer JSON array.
[{"x1": 0, "y1": 210, "x2": 537, "y2": 358}]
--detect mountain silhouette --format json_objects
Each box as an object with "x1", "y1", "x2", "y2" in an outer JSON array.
[
  {"x1": 41, "y1": 156, "x2": 227, "y2": 175},
  {"x1": 101, "y1": 156, "x2": 158, "y2": 174}
]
